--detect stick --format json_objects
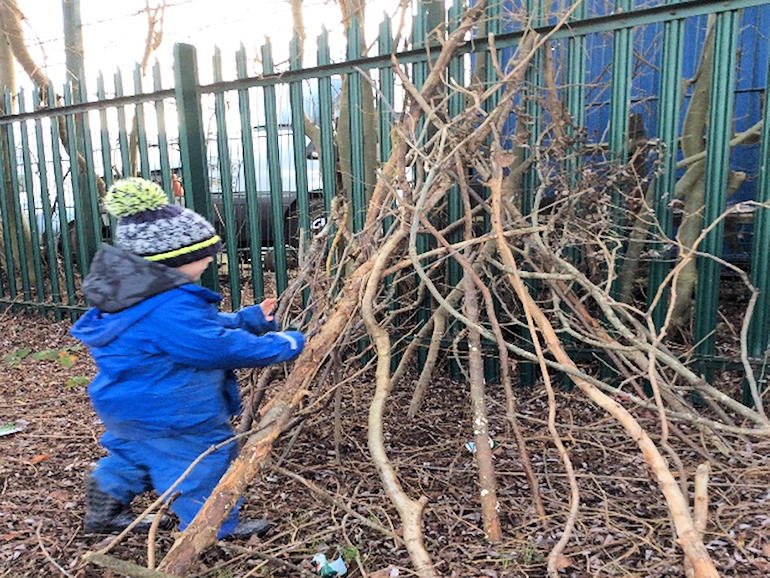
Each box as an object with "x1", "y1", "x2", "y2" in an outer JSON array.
[
  {"x1": 693, "y1": 462, "x2": 710, "y2": 535},
  {"x1": 487, "y1": 150, "x2": 720, "y2": 578},
  {"x1": 85, "y1": 553, "x2": 178, "y2": 578},
  {"x1": 36, "y1": 523, "x2": 74, "y2": 578},
  {"x1": 272, "y1": 465, "x2": 401, "y2": 543},
  {"x1": 147, "y1": 498, "x2": 173, "y2": 570},
  {"x1": 685, "y1": 462, "x2": 711, "y2": 578}
]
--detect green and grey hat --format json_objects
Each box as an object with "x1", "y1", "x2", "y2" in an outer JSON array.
[{"x1": 104, "y1": 177, "x2": 221, "y2": 268}]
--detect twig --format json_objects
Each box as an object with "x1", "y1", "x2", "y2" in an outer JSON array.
[
  {"x1": 362, "y1": 221, "x2": 437, "y2": 577},
  {"x1": 693, "y1": 462, "x2": 710, "y2": 534},
  {"x1": 487, "y1": 149, "x2": 719, "y2": 577},
  {"x1": 147, "y1": 497, "x2": 173, "y2": 570},
  {"x1": 84, "y1": 553, "x2": 178, "y2": 578},
  {"x1": 419, "y1": 191, "x2": 546, "y2": 520},
  {"x1": 225, "y1": 543, "x2": 317, "y2": 576},
  {"x1": 272, "y1": 465, "x2": 402, "y2": 543},
  {"x1": 462, "y1": 266, "x2": 502, "y2": 541},
  {"x1": 36, "y1": 523, "x2": 74, "y2": 578},
  {"x1": 685, "y1": 462, "x2": 711, "y2": 578},
  {"x1": 237, "y1": 366, "x2": 280, "y2": 435},
  {"x1": 488, "y1": 153, "x2": 579, "y2": 576}
]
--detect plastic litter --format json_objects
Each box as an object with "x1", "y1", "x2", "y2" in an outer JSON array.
[
  {"x1": 311, "y1": 553, "x2": 348, "y2": 576},
  {"x1": 0, "y1": 422, "x2": 25, "y2": 437},
  {"x1": 465, "y1": 437, "x2": 497, "y2": 453}
]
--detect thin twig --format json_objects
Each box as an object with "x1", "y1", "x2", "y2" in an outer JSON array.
[{"x1": 36, "y1": 523, "x2": 74, "y2": 578}]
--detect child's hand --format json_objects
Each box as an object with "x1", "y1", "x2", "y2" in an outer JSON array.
[{"x1": 260, "y1": 298, "x2": 278, "y2": 322}]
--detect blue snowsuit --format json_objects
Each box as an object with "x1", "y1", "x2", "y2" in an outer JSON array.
[{"x1": 71, "y1": 245, "x2": 304, "y2": 537}]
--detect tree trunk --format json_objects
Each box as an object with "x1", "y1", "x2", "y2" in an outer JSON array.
[
  {"x1": 670, "y1": 15, "x2": 714, "y2": 328},
  {"x1": 1, "y1": 17, "x2": 18, "y2": 274},
  {"x1": 0, "y1": 0, "x2": 34, "y2": 282}
]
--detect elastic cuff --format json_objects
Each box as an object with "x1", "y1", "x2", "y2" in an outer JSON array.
[{"x1": 276, "y1": 332, "x2": 299, "y2": 350}]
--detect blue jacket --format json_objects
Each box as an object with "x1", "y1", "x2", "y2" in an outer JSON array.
[{"x1": 71, "y1": 245, "x2": 304, "y2": 440}]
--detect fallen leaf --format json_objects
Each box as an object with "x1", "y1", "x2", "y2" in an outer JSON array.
[
  {"x1": 555, "y1": 554, "x2": 572, "y2": 570},
  {"x1": 762, "y1": 543, "x2": 770, "y2": 557},
  {"x1": 30, "y1": 454, "x2": 51, "y2": 464},
  {"x1": 48, "y1": 490, "x2": 69, "y2": 503}
]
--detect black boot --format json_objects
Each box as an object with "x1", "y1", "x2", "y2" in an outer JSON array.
[
  {"x1": 84, "y1": 475, "x2": 157, "y2": 534},
  {"x1": 224, "y1": 518, "x2": 272, "y2": 540}
]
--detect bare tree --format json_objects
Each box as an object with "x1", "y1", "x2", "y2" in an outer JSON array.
[
  {"x1": 127, "y1": 0, "x2": 167, "y2": 177},
  {"x1": 0, "y1": 0, "x2": 37, "y2": 280}
]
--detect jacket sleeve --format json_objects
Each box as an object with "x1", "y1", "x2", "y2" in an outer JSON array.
[
  {"x1": 149, "y1": 292, "x2": 304, "y2": 370},
  {"x1": 217, "y1": 305, "x2": 278, "y2": 335}
]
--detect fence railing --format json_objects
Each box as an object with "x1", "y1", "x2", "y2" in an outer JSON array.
[{"x1": 0, "y1": 0, "x2": 768, "y2": 396}]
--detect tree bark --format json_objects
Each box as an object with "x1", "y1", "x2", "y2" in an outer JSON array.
[
  {"x1": 0, "y1": 0, "x2": 34, "y2": 281},
  {"x1": 463, "y1": 270, "x2": 502, "y2": 542}
]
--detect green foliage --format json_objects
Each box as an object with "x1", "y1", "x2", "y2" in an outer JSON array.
[
  {"x1": 3, "y1": 348, "x2": 31, "y2": 367},
  {"x1": 66, "y1": 376, "x2": 90, "y2": 389},
  {"x1": 3, "y1": 346, "x2": 82, "y2": 370},
  {"x1": 31, "y1": 350, "x2": 60, "y2": 361},
  {"x1": 522, "y1": 546, "x2": 544, "y2": 566},
  {"x1": 340, "y1": 545, "x2": 359, "y2": 563}
]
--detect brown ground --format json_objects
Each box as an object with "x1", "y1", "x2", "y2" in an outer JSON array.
[{"x1": 1, "y1": 311, "x2": 769, "y2": 577}]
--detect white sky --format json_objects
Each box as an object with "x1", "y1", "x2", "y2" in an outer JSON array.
[{"x1": 15, "y1": 0, "x2": 410, "y2": 91}]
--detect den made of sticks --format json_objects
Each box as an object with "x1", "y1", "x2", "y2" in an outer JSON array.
[{"x1": 1, "y1": 0, "x2": 769, "y2": 576}]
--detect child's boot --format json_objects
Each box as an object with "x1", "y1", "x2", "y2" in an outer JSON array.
[{"x1": 84, "y1": 475, "x2": 151, "y2": 534}]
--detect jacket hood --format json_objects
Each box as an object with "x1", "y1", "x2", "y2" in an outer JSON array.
[
  {"x1": 81, "y1": 244, "x2": 191, "y2": 313},
  {"x1": 70, "y1": 302, "x2": 156, "y2": 348},
  {"x1": 71, "y1": 245, "x2": 193, "y2": 348}
]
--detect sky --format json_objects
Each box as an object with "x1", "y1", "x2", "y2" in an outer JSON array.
[{"x1": 15, "y1": 0, "x2": 409, "y2": 91}]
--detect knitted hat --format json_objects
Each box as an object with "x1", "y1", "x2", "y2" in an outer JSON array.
[{"x1": 104, "y1": 177, "x2": 221, "y2": 268}]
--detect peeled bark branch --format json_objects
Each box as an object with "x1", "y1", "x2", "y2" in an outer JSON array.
[
  {"x1": 158, "y1": 259, "x2": 374, "y2": 576},
  {"x1": 364, "y1": 224, "x2": 437, "y2": 577},
  {"x1": 462, "y1": 268, "x2": 502, "y2": 542},
  {"x1": 85, "y1": 553, "x2": 177, "y2": 578}
]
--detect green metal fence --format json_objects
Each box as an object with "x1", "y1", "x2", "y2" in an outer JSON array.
[{"x1": 0, "y1": 0, "x2": 768, "y2": 393}]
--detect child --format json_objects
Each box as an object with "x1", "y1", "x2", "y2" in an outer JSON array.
[{"x1": 71, "y1": 177, "x2": 305, "y2": 539}]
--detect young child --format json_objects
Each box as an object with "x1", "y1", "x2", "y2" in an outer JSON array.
[{"x1": 71, "y1": 177, "x2": 305, "y2": 539}]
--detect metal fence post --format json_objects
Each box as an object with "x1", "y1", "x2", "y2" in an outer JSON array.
[
  {"x1": 648, "y1": 7, "x2": 685, "y2": 331},
  {"x1": 317, "y1": 29, "x2": 336, "y2": 218},
  {"x1": 746, "y1": 43, "x2": 770, "y2": 404},
  {"x1": 213, "y1": 48, "x2": 240, "y2": 309},
  {"x1": 261, "y1": 40, "x2": 289, "y2": 294},
  {"x1": 346, "y1": 17, "x2": 366, "y2": 234},
  {"x1": 235, "y1": 46, "x2": 265, "y2": 302},
  {"x1": 694, "y1": 11, "x2": 739, "y2": 373},
  {"x1": 173, "y1": 43, "x2": 217, "y2": 291}
]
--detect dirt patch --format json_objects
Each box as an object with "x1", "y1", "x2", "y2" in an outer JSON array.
[{"x1": 1, "y1": 311, "x2": 768, "y2": 577}]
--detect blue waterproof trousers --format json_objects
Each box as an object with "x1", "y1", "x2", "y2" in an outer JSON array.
[{"x1": 91, "y1": 424, "x2": 240, "y2": 538}]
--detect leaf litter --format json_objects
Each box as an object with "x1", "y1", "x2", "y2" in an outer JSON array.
[{"x1": 0, "y1": 312, "x2": 768, "y2": 577}]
